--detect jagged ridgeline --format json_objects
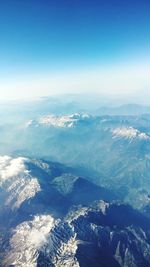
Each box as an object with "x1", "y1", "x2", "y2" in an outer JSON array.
[{"x1": 0, "y1": 157, "x2": 150, "y2": 267}]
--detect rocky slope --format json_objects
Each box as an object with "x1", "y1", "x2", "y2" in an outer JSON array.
[
  {"x1": 1, "y1": 201, "x2": 150, "y2": 267},
  {"x1": 0, "y1": 157, "x2": 150, "y2": 266}
]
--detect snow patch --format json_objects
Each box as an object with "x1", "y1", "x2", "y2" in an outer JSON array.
[
  {"x1": 4, "y1": 215, "x2": 55, "y2": 267},
  {"x1": 0, "y1": 156, "x2": 41, "y2": 209},
  {"x1": 27, "y1": 113, "x2": 90, "y2": 128},
  {"x1": 0, "y1": 156, "x2": 27, "y2": 183},
  {"x1": 112, "y1": 127, "x2": 150, "y2": 141}
]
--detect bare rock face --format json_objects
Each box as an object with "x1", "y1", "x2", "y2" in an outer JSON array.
[{"x1": 68, "y1": 202, "x2": 150, "y2": 267}]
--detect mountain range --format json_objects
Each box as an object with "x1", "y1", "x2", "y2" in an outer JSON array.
[
  {"x1": 1, "y1": 97, "x2": 150, "y2": 266},
  {"x1": 1, "y1": 157, "x2": 150, "y2": 267}
]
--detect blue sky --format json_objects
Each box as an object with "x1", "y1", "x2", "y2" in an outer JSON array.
[{"x1": 0, "y1": 0, "x2": 150, "y2": 99}]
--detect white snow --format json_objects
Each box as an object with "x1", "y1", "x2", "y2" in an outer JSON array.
[
  {"x1": 52, "y1": 234, "x2": 79, "y2": 267},
  {"x1": 27, "y1": 113, "x2": 90, "y2": 128},
  {"x1": 0, "y1": 156, "x2": 27, "y2": 182},
  {"x1": 4, "y1": 214, "x2": 80, "y2": 267},
  {"x1": 4, "y1": 215, "x2": 55, "y2": 267},
  {"x1": 0, "y1": 156, "x2": 41, "y2": 209},
  {"x1": 112, "y1": 127, "x2": 150, "y2": 141}
]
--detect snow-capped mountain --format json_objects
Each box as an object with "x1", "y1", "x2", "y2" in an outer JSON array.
[
  {"x1": 3, "y1": 214, "x2": 79, "y2": 267},
  {"x1": 0, "y1": 156, "x2": 150, "y2": 267},
  {"x1": 3, "y1": 215, "x2": 56, "y2": 267},
  {"x1": 2, "y1": 201, "x2": 150, "y2": 267},
  {"x1": 0, "y1": 156, "x2": 116, "y2": 228},
  {"x1": 4, "y1": 113, "x2": 149, "y2": 211},
  {"x1": 27, "y1": 113, "x2": 91, "y2": 128},
  {"x1": 69, "y1": 201, "x2": 150, "y2": 267},
  {"x1": 0, "y1": 156, "x2": 116, "y2": 267},
  {"x1": 0, "y1": 156, "x2": 41, "y2": 209},
  {"x1": 1, "y1": 96, "x2": 150, "y2": 266},
  {"x1": 112, "y1": 126, "x2": 150, "y2": 141},
  {"x1": 19, "y1": 114, "x2": 150, "y2": 209}
]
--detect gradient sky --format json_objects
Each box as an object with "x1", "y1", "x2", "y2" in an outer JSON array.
[{"x1": 0, "y1": 0, "x2": 150, "y2": 99}]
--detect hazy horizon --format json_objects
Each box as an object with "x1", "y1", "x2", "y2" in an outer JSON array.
[{"x1": 0, "y1": 0, "x2": 150, "y2": 100}]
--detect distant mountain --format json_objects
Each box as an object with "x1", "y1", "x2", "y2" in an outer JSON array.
[
  {"x1": 2, "y1": 97, "x2": 150, "y2": 126},
  {"x1": 0, "y1": 113, "x2": 149, "y2": 211},
  {"x1": 96, "y1": 104, "x2": 150, "y2": 116},
  {"x1": 15, "y1": 113, "x2": 150, "y2": 210},
  {"x1": 27, "y1": 113, "x2": 91, "y2": 128}
]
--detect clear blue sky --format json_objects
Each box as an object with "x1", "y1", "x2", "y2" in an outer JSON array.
[{"x1": 0, "y1": 0, "x2": 150, "y2": 99}]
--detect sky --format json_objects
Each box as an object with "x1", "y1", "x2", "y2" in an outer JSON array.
[{"x1": 0, "y1": 0, "x2": 150, "y2": 99}]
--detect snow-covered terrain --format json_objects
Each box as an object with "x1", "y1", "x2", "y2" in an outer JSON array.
[
  {"x1": 0, "y1": 156, "x2": 150, "y2": 267},
  {"x1": 27, "y1": 113, "x2": 90, "y2": 128},
  {"x1": 3, "y1": 215, "x2": 79, "y2": 267},
  {"x1": 0, "y1": 156, "x2": 41, "y2": 209},
  {"x1": 112, "y1": 127, "x2": 150, "y2": 141},
  {"x1": 3, "y1": 200, "x2": 150, "y2": 267},
  {"x1": 4, "y1": 215, "x2": 55, "y2": 267},
  {"x1": 1, "y1": 109, "x2": 150, "y2": 267}
]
